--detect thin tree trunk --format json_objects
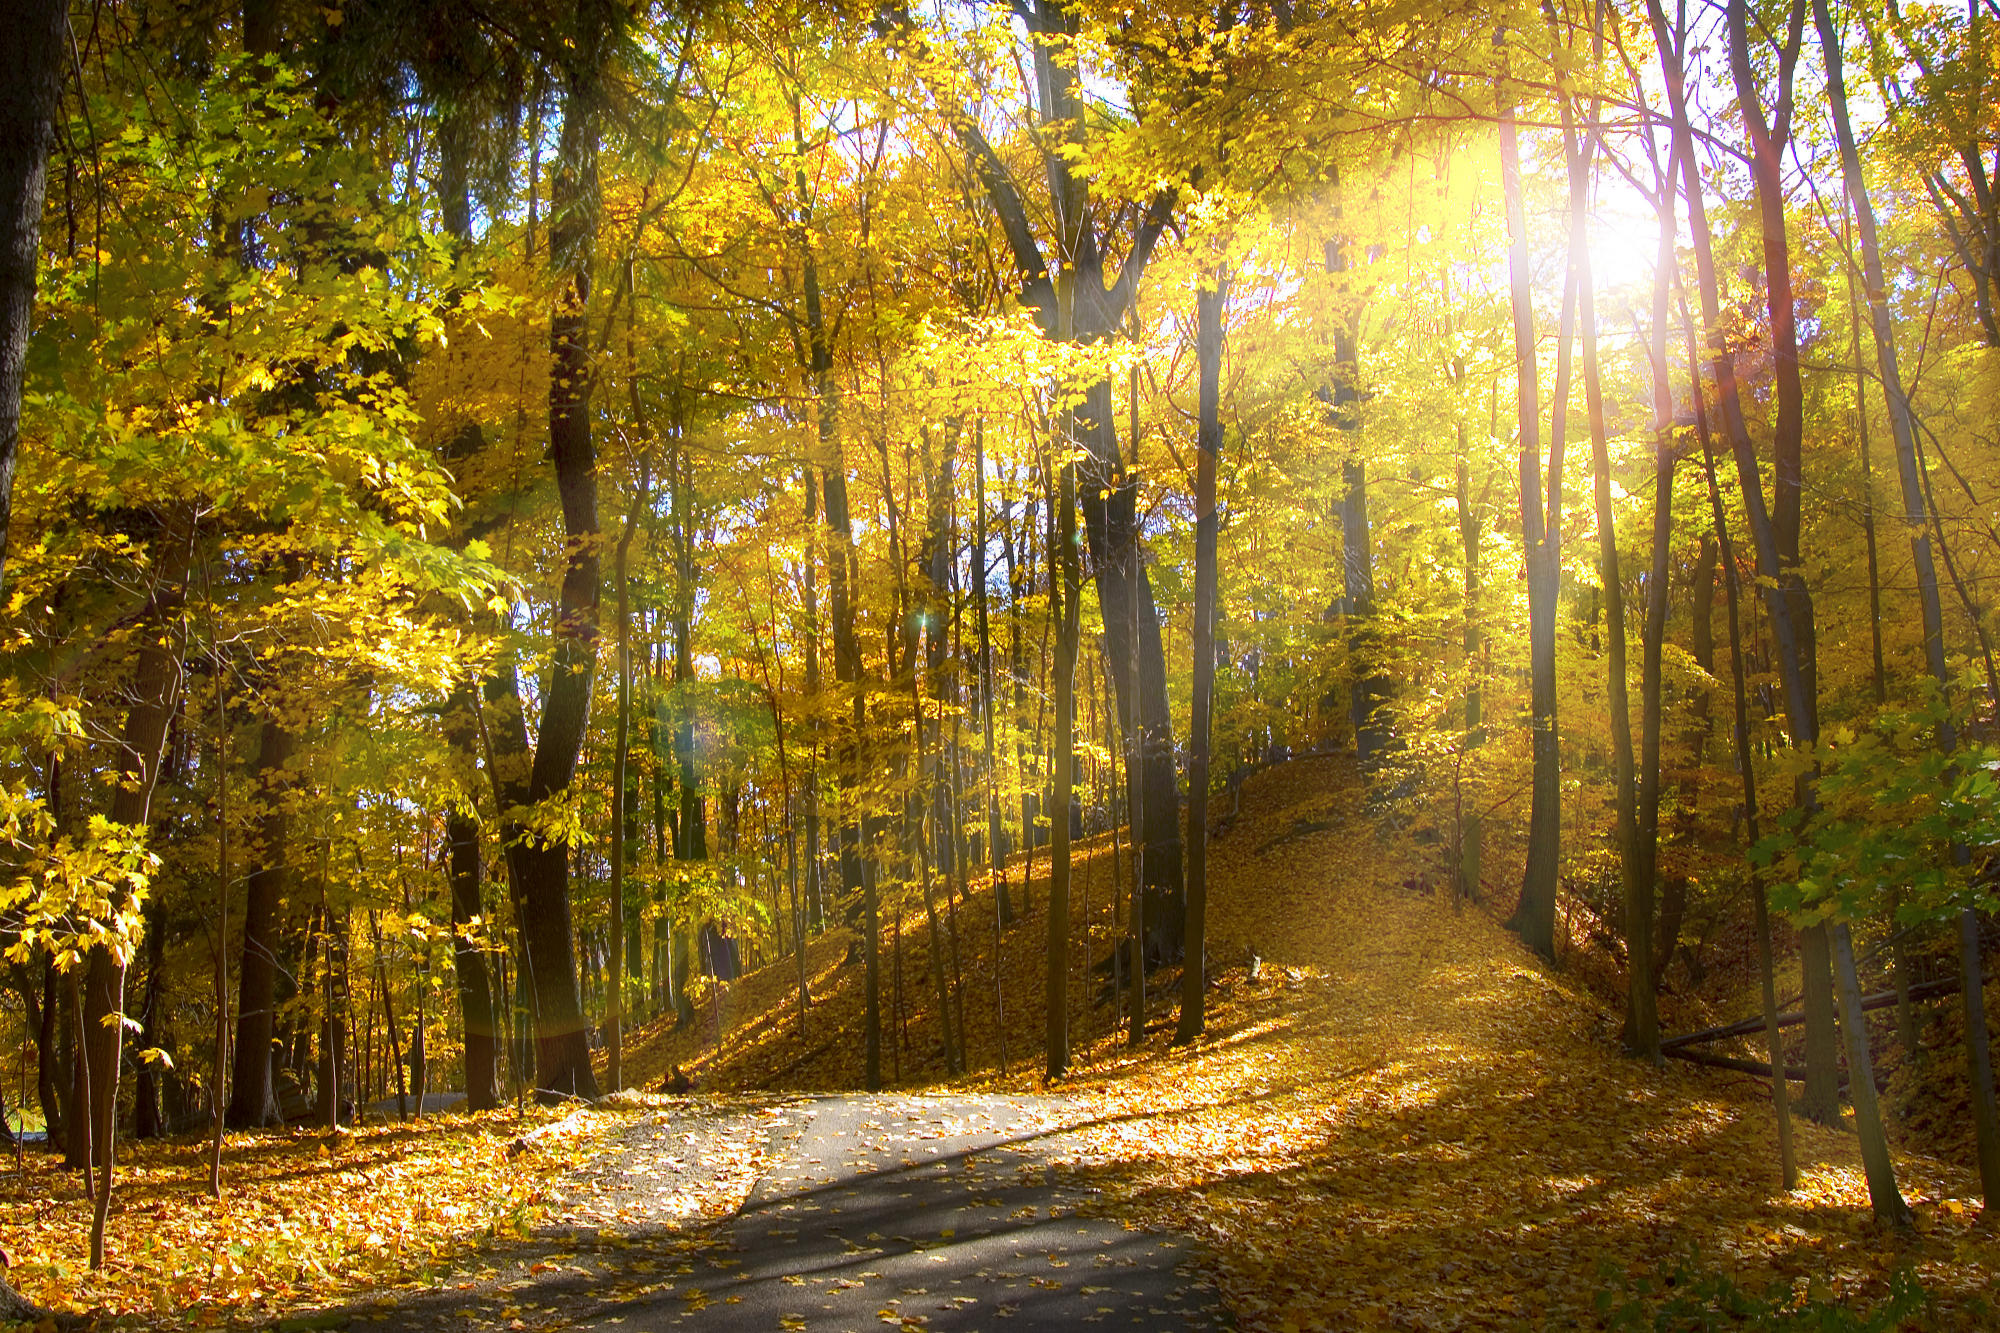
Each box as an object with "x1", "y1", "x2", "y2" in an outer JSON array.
[
  {"x1": 1125, "y1": 397, "x2": 1147, "y2": 1046},
  {"x1": 1633, "y1": 112, "x2": 1680, "y2": 1042},
  {"x1": 913, "y1": 652, "x2": 958, "y2": 1077},
  {"x1": 1177, "y1": 264, "x2": 1224, "y2": 1045},
  {"x1": 229, "y1": 716, "x2": 292, "y2": 1128},
  {"x1": 1046, "y1": 449, "x2": 1079, "y2": 1079},
  {"x1": 1652, "y1": 0, "x2": 1846, "y2": 1127},
  {"x1": 82, "y1": 513, "x2": 193, "y2": 1267},
  {"x1": 1323, "y1": 217, "x2": 1389, "y2": 765},
  {"x1": 444, "y1": 678, "x2": 501, "y2": 1111},
  {"x1": 1815, "y1": 0, "x2": 2000, "y2": 1208},
  {"x1": 1690, "y1": 335, "x2": 1799, "y2": 1188},
  {"x1": 976, "y1": 428, "x2": 1012, "y2": 926},
  {"x1": 1560, "y1": 62, "x2": 1647, "y2": 1051},
  {"x1": 1497, "y1": 42, "x2": 1560, "y2": 961},
  {"x1": 1833, "y1": 922, "x2": 1914, "y2": 1226},
  {"x1": 373, "y1": 912, "x2": 409, "y2": 1119},
  {"x1": 208, "y1": 634, "x2": 231, "y2": 1195},
  {"x1": 606, "y1": 459, "x2": 651, "y2": 1093}
]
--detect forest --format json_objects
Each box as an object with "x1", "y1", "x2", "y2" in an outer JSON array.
[{"x1": 3, "y1": 0, "x2": 2000, "y2": 1327}]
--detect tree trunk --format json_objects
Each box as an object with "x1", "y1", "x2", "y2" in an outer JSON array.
[
  {"x1": 1833, "y1": 922, "x2": 1914, "y2": 1226},
  {"x1": 606, "y1": 460, "x2": 650, "y2": 1093},
  {"x1": 667, "y1": 436, "x2": 702, "y2": 1031},
  {"x1": 935, "y1": 0, "x2": 1182, "y2": 945},
  {"x1": 1652, "y1": 0, "x2": 1846, "y2": 1125},
  {"x1": 511, "y1": 21, "x2": 616, "y2": 1100},
  {"x1": 315, "y1": 900, "x2": 349, "y2": 1129},
  {"x1": 0, "y1": 0, "x2": 66, "y2": 590},
  {"x1": 1177, "y1": 266, "x2": 1223, "y2": 1046},
  {"x1": 975, "y1": 429, "x2": 1012, "y2": 926},
  {"x1": 132, "y1": 890, "x2": 169, "y2": 1139},
  {"x1": 1727, "y1": 0, "x2": 1815, "y2": 715},
  {"x1": 1323, "y1": 221, "x2": 1390, "y2": 766},
  {"x1": 443, "y1": 679, "x2": 501, "y2": 1111},
  {"x1": 1692, "y1": 351, "x2": 1799, "y2": 1188},
  {"x1": 82, "y1": 513, "x2": 192, "y2": 1267},
  {"x1": 31, "y1": 958, "x2": 63, "y2": 1156},
  {"x1": 1046, "y1": 450, "x2": 1079, "y2": 1079},
  {"x1": 1814, "y1": 0, "x2": 2000, "y2": 1206},
  {"x1": 228, "y1": 718, "x2": 292, "y2": 1128},
  {"x1": 1659, "y1": 0, "x2": 1904, "y2": 1220},
  {"x1": 1558, "y1": 69, "x2": 1647, "y2": 1050},
  {"x1": 1497, "y1": 46, "x2": 1560, "y2": 962}
]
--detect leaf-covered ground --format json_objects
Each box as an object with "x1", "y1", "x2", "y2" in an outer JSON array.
[
  {"x1": 0, "y1": 1094, "x2": 773, "y2": 1326},
  {"x1": 15, "y1": 754, "x2": 2000, "y2": 1329},
  {"x1": 628, "y1": 754, "x2": 2000, "y2": 1328}
]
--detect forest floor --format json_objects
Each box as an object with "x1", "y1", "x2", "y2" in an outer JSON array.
[
  {"x1": 623, "y1": 753, "x2": 2000, "y2": 1329},
  {"x1": 8, "y1": 753, "x2": 2000, "y2": 1329}
]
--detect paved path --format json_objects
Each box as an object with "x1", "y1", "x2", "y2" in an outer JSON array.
[
  {"x1": 573, "y1": 1094, "x2": 1221, "y2": 1331},
  {"x1": 327, "y1": 1094, "x2": 1220, "y2": 1333}
]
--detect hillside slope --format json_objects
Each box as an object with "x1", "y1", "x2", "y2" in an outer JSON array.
[{"x1": 618, "y1": 756, "x2": 2000, "y2": 1328}]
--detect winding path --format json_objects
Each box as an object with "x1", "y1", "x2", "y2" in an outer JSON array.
[
  {"x1": 592, "y1": 1094, "x2": 1220, "y2": 1331},
  {"x1": 343, "y1": 1093, "x2": 1220, "y2": 1333}
]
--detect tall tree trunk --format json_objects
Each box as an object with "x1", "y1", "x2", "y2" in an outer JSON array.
[
  {"x1": 802, "y1": 469, "x2": 825, "y2": 935},
  {"x1": 668, "y1": 435, "x2": 702, "y2": 1031},
  {"x1": 926, "y1": 0, "x2": 1182, "y2": 943},
  {"x1": 1815, "y1": 0, "x2": 2000, "y2": 1208},
  {"x1": 1046, "y1": 450, "x2": 1079, "y2": 1078},
  {"x1": 437, "y1": 103, "x2": 503, "y2": 1116},
  {"x1": 1558, "y1": 66, "x2": 1647, "y2": 1050},
  {"x1": 513, "y1": 10, "x2": 614, "y2": 1100},
  {"x1": 1497, "y1": 45, "x2": 1560, "y2": 961},
  {"x1": 1723, "y1": 0, "x2": 1845, "y2": 1122},
  {"x1": 82, "y1": 513, "x2": 193, "y2": 1267},
  {"x1": 444, "y1": 680, "x2": 501, "y2": 1111},
  {"x1": 1007, "y1": 498, "x2": 1035, "y2": 910},
  {"x1": 975, "y1": 429, "x2": 1012, "y2": 925},
  {"x1": 1727, "y1": 0, "x2": 1815, "y2": 709},
  {"x1": 1177, "y1": 265, "x2": 1223, "y2": 1045},
  {"x1": 1650, "y1": 0, "x2": 1846, "y2": 1128},
  {"x1": 606, "y1": 461, "x2": 650, "y2": 1093},
  {"x1": 1691, "y1": 337, "x2": 1799, "y2": 1189},
  {"x1": 1846, "y1": 222, "x2": 1889, "y2": 709},
  {"x1": 1658, "y1": 0, "x2": 1904, "y2": 1222},
  {"x1": 1633, "y1": 107, "x2": 1681, "y2": 1046},
  {"x1": 315, "y1": 897, "x2": 349, "y2": 1129},
  {"x1": 229, "y1": 718, "x2": 293, "y2": 1128},
  {"x1": 1833, "y1": 922, "x2": 1914, "y2": 1227},
  {"x1": 0, "y1": 0, "x2": 66, "y2": 590},
  {"x1": 1323, "y1": 221, "x2": 1389, "y2": 765},
  {"x1": 207, "y1": 660, "x2": 230, "y2": 1194},
  {"x1": 132, "y1": 891, "x2": 169, "y2": 1139}
]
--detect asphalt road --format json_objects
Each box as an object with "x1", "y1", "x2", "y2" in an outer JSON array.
[{"x1": 568, "y1": 1094, "x2": 1223, "y2": 1331}]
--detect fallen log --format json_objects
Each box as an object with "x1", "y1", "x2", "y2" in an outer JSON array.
[
  {"x1": 1660, "y1": 973, "x2": 1975, "y2": 1053},
  {"x1": 1665, "y1": 1047, "x2": 1808, "y2": 1081},
  {"x1": 1664, "y1": 1045, "x2": 1879, "y2": 1093}
]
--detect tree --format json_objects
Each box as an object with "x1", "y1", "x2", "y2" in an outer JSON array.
[
  {"x1": 0, "y1": 0, "x2": 66, "y2": 591},
  {"x1": 891, "y1": 2, "x2": 1187, "y2": 961},
  {"x1": 1496, "y1": 21, "x2": 1562, "y2": 964},
  {"x1": 1814, "y1": 0, "x2": 2000, "y2": 1212}
]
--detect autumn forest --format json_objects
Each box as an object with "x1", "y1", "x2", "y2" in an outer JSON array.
[{"x1": 3, "y1": 0, "x2": 2000, "y2": 1327}]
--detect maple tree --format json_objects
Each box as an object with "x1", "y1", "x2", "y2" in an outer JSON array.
[{"x1": 2, "y1": 0, "x2": 2000, "y2": 1325}]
